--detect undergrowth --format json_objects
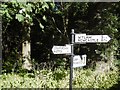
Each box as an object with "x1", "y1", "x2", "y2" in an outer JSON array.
[{"x1": 0, "y1": 67, "x2": 119, "y2": 89}]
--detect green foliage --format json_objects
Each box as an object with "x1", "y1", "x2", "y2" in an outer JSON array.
[
  {"x1": 1, "y1": 1, "x2": 54, "y2": 72},
  {"x1": 73, "y1": 68, "x2": 119, "y2": 88},
  {"x1": 0, "y1": 68, "x2": 119, "y2": 89},
  {"x1": 15, "y1": 14, "x2": 24, "y2": 22}
]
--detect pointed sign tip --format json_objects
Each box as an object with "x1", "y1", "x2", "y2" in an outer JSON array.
[{"x1": 106, "y1": 35, "x2": 111, "y2": 42}]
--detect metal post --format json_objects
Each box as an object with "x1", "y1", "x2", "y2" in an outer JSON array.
[{"x1": 69, "y1": 29, "x2": 74, "y2": 90}]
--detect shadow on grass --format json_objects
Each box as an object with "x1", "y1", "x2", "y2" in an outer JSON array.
[{"x1": 108, "y1": 81, "x2": 120, "y2": 90}]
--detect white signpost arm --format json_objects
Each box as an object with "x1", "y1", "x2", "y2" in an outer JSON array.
[{"x1": 75, "y1": 34, "x2": 111, "y2": 43}]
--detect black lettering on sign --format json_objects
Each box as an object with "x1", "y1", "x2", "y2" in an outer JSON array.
[
  {"x1": 86, "y1": 36, "x2": 92, "y2": 42},
  {"x1": 78, "y1": 36, "x2": 86, "y2": 42},
  {"x1": 81, "y1": 55, "x2": 86, "y2": 64}
]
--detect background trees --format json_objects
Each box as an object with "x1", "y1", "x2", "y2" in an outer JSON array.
[{"x1": 1, "y1": 1, "x2": 120, "y2": 73}]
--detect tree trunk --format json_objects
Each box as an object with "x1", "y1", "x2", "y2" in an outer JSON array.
[{"x1": 22, "y1": 40, "x2": 32, "y2": 70}]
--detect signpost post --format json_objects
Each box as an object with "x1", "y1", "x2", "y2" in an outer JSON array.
[
  {"x1": 69, "y1": 29, "x2": 74, "y2": 90},
  {"x1": 52, "y1": 29, "x2": 111, "y2": 90}
]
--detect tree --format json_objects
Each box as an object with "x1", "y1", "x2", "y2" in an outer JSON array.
[
  {"x1": 1, "y1": 1, "x2": 51, "y2": 72},
  {"x1": 1, "y1": 1, "x2": 120, "y2": 72}
]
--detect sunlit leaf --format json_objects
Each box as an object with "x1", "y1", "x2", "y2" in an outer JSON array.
[
  {"x1": 42, "y1": 15, "x2": 47, "y2": 21},
  {"x1": 39, "y1": 23, "x2": 44, "y2": 29},
  {"x1": 42, "y1": 3, "x2": 49, "y2": 9},
  {"x1": 15, "y1": 14, "x2": 24, "y2": 22},
  {"x1": 26, "y1": 3, "x2": 32, "y2": 12}
]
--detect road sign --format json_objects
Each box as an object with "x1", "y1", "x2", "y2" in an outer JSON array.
[
  {"x1": 75, "y1": 34, "x2": 111, "y2": 43},
  {"x1": 52, "y1": 44, "x2": 71, "y2": 54},
  {"x1": 73, "y1": 55, "x2": 87, "y2": 68}
]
